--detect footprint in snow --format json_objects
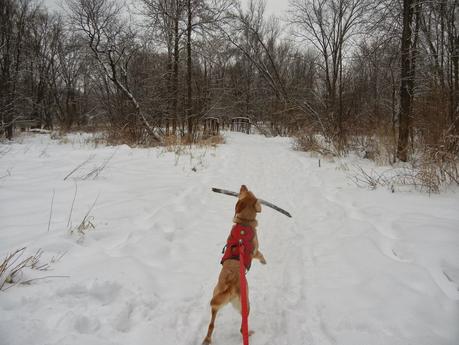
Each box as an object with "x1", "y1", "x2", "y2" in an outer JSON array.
[
  {"x1": 74, "y1": 315, "x2": 101, "y2": 334},
  {"x1": 112, "y1": 302, "x2": 134, "y2": 332},
  {"x1": 56, "y1": 280, "x2": 122, "y2": 306},
  {"x1": 57, "y1": 312, "x2": 100, "y2": 334}
]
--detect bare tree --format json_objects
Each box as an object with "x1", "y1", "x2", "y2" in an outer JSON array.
[
  {"x1": 141, "y1": 0, "x2": 184, "y2": 133},
  {"x1": 0, "y1": 0, "x2": 38, "y2": 139},
  {"x1": 51, "y1": 32, "x2": 85, "y2": 130},
  {"x1": 66, "y1": 0, "x2": 162, "y2": 142},
  {"x1": 27, "y1": 10, "x2": 63, "y2": 130},
  {"x1": 289, "y1": 0, "x2": 373, "y2": 150}
]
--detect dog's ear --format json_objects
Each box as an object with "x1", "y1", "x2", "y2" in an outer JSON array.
[
  {"x1": 235, "y1": 200, "x2": 246, "y2": 214},
  {"x1": 254, "y1": 199, "x2": 262, "y2": 213}
]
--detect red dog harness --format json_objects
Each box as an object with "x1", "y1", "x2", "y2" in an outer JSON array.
[{"x1": 221, "y1": 224, "x2": 255, "y2": 270}]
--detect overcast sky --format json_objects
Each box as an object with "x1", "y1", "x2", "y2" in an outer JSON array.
[
  {"x1": 43, "y1": 0, "x2": 290, "y2": 17},
  {"x1": 252, "y1": 0, "x2": 289, "y2": 16}
]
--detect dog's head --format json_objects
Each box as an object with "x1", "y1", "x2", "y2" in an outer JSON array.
[{"x1": 234, "y1": 185, "x2": 261, "y2": 223}]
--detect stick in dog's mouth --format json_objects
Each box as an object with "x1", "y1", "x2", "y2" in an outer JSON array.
[{"x1": 211, "y1": 187, "x2": 292, "y2": 218}]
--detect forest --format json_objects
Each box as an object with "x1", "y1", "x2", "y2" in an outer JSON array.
[{"x1": 1, "y1": 0, "x2": 458, "y2": 188}]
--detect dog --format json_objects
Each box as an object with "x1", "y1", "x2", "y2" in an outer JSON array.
[{"x1": 202, "y1": 185, "x2": 266, "y2": 344}]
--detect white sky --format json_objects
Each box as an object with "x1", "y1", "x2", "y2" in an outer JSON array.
[
  {"x1": 244, "y1": 0, "x2": 289, "y2": 17},
  {"x1": 43, "y1": 0, "x2": 290, "y2": 17},
  {"x1": 42, "y1": 0, "x2": 62, "y2": 12}
]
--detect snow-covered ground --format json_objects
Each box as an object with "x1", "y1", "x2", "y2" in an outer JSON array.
[{"x1": 1, "y1": 132, "x2": 458, "y2": 345}]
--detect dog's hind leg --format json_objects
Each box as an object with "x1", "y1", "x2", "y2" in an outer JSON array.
[
  {"x1": 202, "y1": 291, "x2": 231, "y2": 344},
  {"x1": 202, "y1": 307, "x2": 218, "y2": 345},
  {"x1": 231, "y1": 295, "x2": 255, "y2": 337}
]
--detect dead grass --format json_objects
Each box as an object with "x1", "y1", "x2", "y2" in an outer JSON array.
[
  {"x1": 413, "y1": 134, "x2": 459, "y2": 192},
  {"x1": 197, "y1": 134, "x2": 225, "y2": 147},
  {"x1": 296, "y1": 126, "x2": 458, "y2": 193},
  {"x1": 157, "y1": 133, "x2": 224, "y2": 171},
  {"x1": 293, "y1": 131, "x2": 337, "y2": 157},
  {"x1": 348, "y1": 133, "x2": 397, "y2": 166},
  {"x1": 0, "y1": 248, "x2": 67, "y2": 290},
  {"x1": 162, "y1": 133, "x2": 224, "y2": 148},
  {"x1": 350, "y1": 136, "x2": 459, "y2": 193}
]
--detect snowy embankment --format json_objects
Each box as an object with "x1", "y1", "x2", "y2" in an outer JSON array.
[{"x1": 0, "y1": 132, "x2": 458, "y2": 345}]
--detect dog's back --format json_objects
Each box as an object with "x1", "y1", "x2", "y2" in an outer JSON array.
[{"x1": 211, "y1": 260, "x2": 241, "y2": 307}]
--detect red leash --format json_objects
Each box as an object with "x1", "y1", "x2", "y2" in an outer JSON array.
[{"x1": 238, "y1": 241, "x2": 249, "y2": 345}]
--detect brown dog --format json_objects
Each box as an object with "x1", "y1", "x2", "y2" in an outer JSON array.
[{"x1": 203, "y1": 185, "x2": 266, "y2": 344}]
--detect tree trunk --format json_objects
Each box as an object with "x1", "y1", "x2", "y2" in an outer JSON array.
[
  {"x1": 397, "y1": 0, "x2": 414, "y2": 162},
  {"x1": 454, "y1": 36, "x2": 459, "y2": 132},
  {"x1": 172, "y1": 0, "x2": 180, "y2": 135},
  {"x1": 186, "y1": 0, "x2": 193, "y2": 138}
]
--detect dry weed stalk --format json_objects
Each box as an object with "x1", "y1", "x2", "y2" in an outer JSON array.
[
  {"x1": 82, "y1": 149, "x2": 117, "y2": 180},
  {"x1": 47, "y1": 189, "x2": 55, "y2": 232},
  {"x1": 0, "y1": 168, "x2": 12, "y2": 180},
  {"x1": 63, "y1": 155, "x2": 95, "y2": 180},
  {"x1": 72, "y1": 215, "x2": 96, "y2": 235},
  {"x1": 69, "y1": 194, "x2": 98, "y2": 237},
  {"x1": 0, "y1": 248, "x2": 67, "y2": 290},
  {"x1": 0, "y1": 147, "x2": 12, "y2": 157},
  {"x1": 63, "y1": 149, "x2": 117, "y2": 181}
]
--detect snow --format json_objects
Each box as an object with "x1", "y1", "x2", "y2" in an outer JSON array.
[{"x1": 1, "y1": 132, "x2": 458, "y2": 345}]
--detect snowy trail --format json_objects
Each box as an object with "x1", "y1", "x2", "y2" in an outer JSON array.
[{"x1": 1, "y1": 132, "x2": 458, "y2": 345}]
